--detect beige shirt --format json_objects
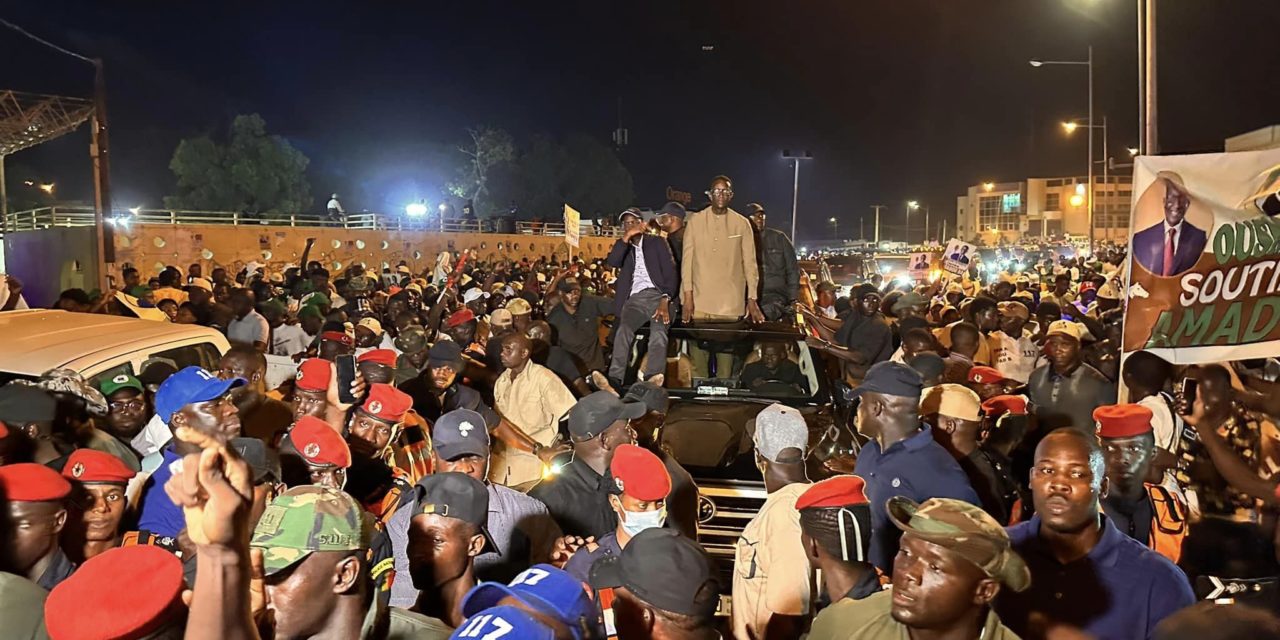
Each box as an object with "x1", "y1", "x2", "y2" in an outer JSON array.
[
  {"x1": 681, "y1": 207, "x2": 759, "y2": 319},
  {"x1": 808, "y1": 589, "x2": 1021, "y2": 640},
  {"x1": 732, "y1": 482, "x2": 812, "y2": 640},
  {"x1": 491, "y1": 362, "x2": 576, "y2": 487}
]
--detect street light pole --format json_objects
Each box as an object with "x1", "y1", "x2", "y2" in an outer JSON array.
[
  {"x1": 906, "y1": 201, "x2": 919, "y2": 245},
  {"x1": 782, "y1": 150, "x2": 812, "y2": 243},
  {"x1": 829, "y1": 216, "x2": 839, "y2": 242},
  {"x1": 1030, "y1": 46, "x2": 1094, "y2": 253}
]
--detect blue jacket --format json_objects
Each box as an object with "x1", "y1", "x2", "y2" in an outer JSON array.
[
  {"x1": 1132, "y1": 221, "x2": 1207, "y2": 276},
  {"x1": 605, "y1": 235, "x2": 679, "y2": 314}
]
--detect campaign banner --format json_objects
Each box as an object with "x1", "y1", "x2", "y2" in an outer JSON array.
[
  {"x1": 909, "y1": 252, "x2": 932, "y2": 280},
  {"x1": 1122, "y1": 148, "x2": 1280, "y2": 363},
  {"x1": 564, "y1": 204, "x2": 581, "y2": 248},
  {"x1": 942, "y1": 239, "x2": 976, "y2": 275}
]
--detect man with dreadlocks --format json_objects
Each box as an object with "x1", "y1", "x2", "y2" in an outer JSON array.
[{"x1": 797, "y1": 475, "x2": 881, "y2": 611}]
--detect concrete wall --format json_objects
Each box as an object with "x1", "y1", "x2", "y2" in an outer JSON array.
[
  {"x1": 109, "y1": 225, "x2": 614, "y2": 279},
  {"x1": 4, "y1": 226, "x2": 99, "y2": 306}
]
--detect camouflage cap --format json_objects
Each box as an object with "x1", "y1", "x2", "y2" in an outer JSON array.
[
  {"x1": 394, "y1": 326, "x2": 429, "y2": 354},
  {"x1": 251, "y1": 485, "x2": 369, "y2": 576},
  {"x1": 886, "y1": 496, "x2": 1030, "y2": 592}
]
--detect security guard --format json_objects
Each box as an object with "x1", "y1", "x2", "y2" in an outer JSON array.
[{"x1": 1096, "y1": 404, "x2": 1188, "y2": 563}]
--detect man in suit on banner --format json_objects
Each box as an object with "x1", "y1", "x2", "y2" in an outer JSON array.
[{"x1": 1133, "y1": 171, "x2": 1206, "y2": 277}]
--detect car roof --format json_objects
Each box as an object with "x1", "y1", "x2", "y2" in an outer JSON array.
[{"x1": 0, "y1": 310, "x2": 225, "y2": 375}]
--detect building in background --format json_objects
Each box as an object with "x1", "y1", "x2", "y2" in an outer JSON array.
[
  {"x1": 955, "y1": 175, "x2": 1133, "y2": 246},
  {"x1": 1225, "y1": 125, "x2": 1280, "y2": 152}
]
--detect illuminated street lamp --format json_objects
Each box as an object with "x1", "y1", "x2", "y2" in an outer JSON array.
[
  {"x1": 1070, "y1": 193, "x2": 1085, "y2": 208},
  {"x1": 405, "y1": 202, "x2": 428, "y2": 217},
  {"x1": 1030, "y1": 46, "x2": 1093, "y2": 251},
  {"x1": 829, "y1": 216, "x2": 839, "y2": 240},
  {"x1": 39, "y1": 182, "x2": 55, "y2": 194},
  {"x1": 983, "y1": 182, "x2": 995, "y2": 192},
  {"x1": 1061, "y1": 121, "x2": 1079, "y2": 134}
]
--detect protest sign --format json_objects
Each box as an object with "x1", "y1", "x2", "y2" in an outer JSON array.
[
  {"x1": 942, "y1": 239, "x2": 976, "y2": 275},
  {"x1": 909, "y1": 252, "x2": 931, "y2": 280},
  {"x1": 564, "y1": 204, "x2": 581, "y2": 248},
  {"x1": 1122, "y1": 148, "x2": 1280, "y2": 364}
]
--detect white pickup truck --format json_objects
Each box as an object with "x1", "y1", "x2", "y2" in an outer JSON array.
[{"x1": 0, "y1": 310, "x2": 231, "y2": 389}]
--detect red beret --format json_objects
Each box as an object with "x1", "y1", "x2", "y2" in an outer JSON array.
[
  {"x1": 46, "y1": 545, "x2": 184, "y2": 640},
  {"x1": 982, "y1": 394, "x2": 1028, "y2": 417},
  {"x1": 290, "y1": 416, "x2": 351, "y2": 468},
  {"x1": 1094, "y1": 403, "x2": 1154, "y2": 439},
  {"x1": 361, "y1": 383, "x2": 412, "y2": 423},
  {"x1": 295, "y1": 358, "x2": 333, "y2": 392},
  {"x1": 446, "y1": 308, "x2": 476, "y2": 328},
  {"x1": 796, "y1": 475, "x2": 870, "y2": 510},
  {"x1": 63, "y1": 449, "x2": 137, "y2": 484},
  {"x1": 0, "y1": 462, "x2": 72, "y2": 502},
  {"x1": 357, "y1": 349, "x2": 398, "y2": 368},
  {"x1": 609, "y1": 444, "x2": 671, "y2": 501},
  {"x1": 968, "y1": 366, "x2": 1009, "y2": 385},
  {"x1": 320, "y1": 331, "x2": 353, "y2": 346}
]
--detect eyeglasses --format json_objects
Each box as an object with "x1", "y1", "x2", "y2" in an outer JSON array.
[
  {"x1": 709, "y1": 188, "x2": 734, "y2": 196},
  {"x1": 110, "y1": 399, "x2": 145, "y2": 411}
]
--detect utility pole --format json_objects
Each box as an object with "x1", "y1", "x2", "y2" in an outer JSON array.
[
  {"x1": 872, "y1": 205, "x2": 885, "y2": 245},
  {"x1": 90, "y1": 58, "x2": 114, "y2": 287},
  {"x1": 860, "y1": 217, "x2": 864, "y2": 240},
  {"x1": 782, "y1": 150, "x2": 812, "y2": 243},
  {"x1": 1142, "y1": 0, "x2": 1158, "y2": 154}
]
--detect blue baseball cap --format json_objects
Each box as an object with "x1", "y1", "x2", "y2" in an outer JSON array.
[
  {"x1": 154, "y1": 366, "x2": 245, "y2": 424},
  {"x1": 462, "y1": 564, "x2": 595, "y2": 637},
  {"x1": 449, "y1": 605, "x2": 555, "y2": 640}
]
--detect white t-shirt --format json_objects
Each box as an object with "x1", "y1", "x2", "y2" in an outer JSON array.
[
  {"x1": 990, "y1": 329, "x2": 1040, "y2": 384},
  {"x1": 271, "y1": 323, "x2": 311, "y2": 357},
  {"x1": 228, "y1": 310, "x2": 270, "y2": 346}
]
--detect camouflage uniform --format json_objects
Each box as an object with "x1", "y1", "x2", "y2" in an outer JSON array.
[{"x1": 252, "y1": 486, "x2": 452, "y2": 639}]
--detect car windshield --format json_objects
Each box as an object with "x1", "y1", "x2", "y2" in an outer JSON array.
[{"x1": 627, "y1": 325, "x2": 820, "y2": 400}]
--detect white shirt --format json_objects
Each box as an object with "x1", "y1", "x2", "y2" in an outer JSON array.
[
  {"x1": 990, "y1": 328, "x2": 1039, "y2": 384},
  {"x1": 228, "y1": 310, "x2": 270, "y2": 346},
  {"x1": 327, "y1": 197, "x2": 344, "y2": 213},
  {"x1": 271, "y1": 323, "x2": 311, "y2": 357},
  {"x1": 630, "y1": 236, "x2": 657, "y2": 296}
]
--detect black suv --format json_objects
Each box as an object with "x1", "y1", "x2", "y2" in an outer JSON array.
[{"x1": 621, "y1": 322, "x2": 859, "y2": 590}]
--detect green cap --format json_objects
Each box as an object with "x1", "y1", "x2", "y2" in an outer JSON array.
[
  {"x1": 99, "y1": 373, "x2": 144, "y2": 397},
  {"x1": 297, "y1": 305, "x2": 324, "y2": 320},
  {"x1": 251, "y1": 485, "x2": 369, "y2": 575},
  {"x1": 887, "y1": 496, "x2": 1030, "y2": 592}
]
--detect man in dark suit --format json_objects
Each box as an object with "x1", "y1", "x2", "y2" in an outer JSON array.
[
  {"x1": 606, "y1": 208, "x2": 679, "y2": 386},
  {"x1": 1133, "y1": 172, "x2": 1206, "y2": 276}
]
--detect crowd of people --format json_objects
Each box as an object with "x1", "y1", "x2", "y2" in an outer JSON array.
[{"x1": 2, "y1": 174, "x2": 1280, "y2": 639}]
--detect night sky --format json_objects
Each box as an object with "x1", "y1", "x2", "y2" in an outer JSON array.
[{"x1": 3, "y1": 1, "x2": 1277, "y2": 244}]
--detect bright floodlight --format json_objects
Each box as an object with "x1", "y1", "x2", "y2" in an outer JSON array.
[
  {"x1": 128, "y1": 206, "x2": 141, "y2": 215},
  {"x1": 829, "y1": 217, "x2": 837, "y2": 223},
  {"x1": 39, "y1": 183, "x2": 54, "y2": 194},
  {"x1": 907, "y1": 200, "x2": 919, "y2": 210},
  {"x1": 1029, "y1": 59, "x2": 1044, "y2": 67},
  {"x1": 1070, "y1": 194, "x2": 1085, "y2": 207},
  {"x1": 1127, "y1": 147, "x2": 1140, "y2": 156},
  {"x1": 406, "y1": 203, "x2": 428, "y2": 217},
  {"x1": 983, "y1": 182, "x2": 995, "y2": 192},
  {"x1": 1062, "y1": 122, "x2": 1079, "y2": 133}
]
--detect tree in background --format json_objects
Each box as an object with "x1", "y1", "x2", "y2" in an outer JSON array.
[
  {"x1": 447, "y1": 126, "x2": 515, "y2": 216},
  {"x1": 166, "y1": 114, "x2": 312, "y2": 214},
  {"x1": 497, "y1": 133, "x2": 634, "y2": 220}
]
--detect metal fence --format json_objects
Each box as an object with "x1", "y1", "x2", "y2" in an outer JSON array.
[{"x1": 2, "y1": 206, "x2": 623, "y2": 237}]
